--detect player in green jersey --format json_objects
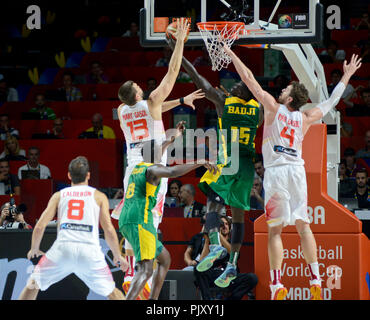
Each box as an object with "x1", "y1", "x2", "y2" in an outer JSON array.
[
  {"x1": 119, "y1": 122, "x2": 218, "y2": 300},
  {"x1": 168, "y1": 38, "x2": 264, "y2": 288}
]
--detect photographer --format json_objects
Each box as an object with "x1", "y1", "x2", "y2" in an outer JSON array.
[
  {"x1": 0, "y1": 158, "x2": 21, "y2": 195},
  {"x1": 0, "y1": 201, "x2": 31, "y2": 229}
]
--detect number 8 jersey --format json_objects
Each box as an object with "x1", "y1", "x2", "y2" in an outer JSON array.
[
  {"x1": 57, "y1": 185, "x2": 100, "y2": 246},
  {"x1": 262, "y1": 104, "x2": 305, "y2": 168}
]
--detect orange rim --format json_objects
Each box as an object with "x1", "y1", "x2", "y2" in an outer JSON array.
[{"x1": 197, "y1": 21, "x2": 244, "y2": 31}]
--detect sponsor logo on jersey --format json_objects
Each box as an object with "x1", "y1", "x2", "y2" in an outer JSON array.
[
  {"x1": 60, "y1": 223, "x2": 93, "y2": 232},
  {"x1": 274, "y1": 145, "x2": 297, "y2": 157}
]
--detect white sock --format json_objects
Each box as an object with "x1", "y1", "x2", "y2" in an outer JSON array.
[
  {"x1": 308, "y1": 262, "x2": 321, "y2": 284},
  {"x1": 270, "y1": 269, "x2": 282, "y2": 286}
]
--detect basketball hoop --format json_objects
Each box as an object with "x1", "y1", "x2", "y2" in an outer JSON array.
[{"x1": 197, "y1": 21, "x2": 244, "y2": 71}]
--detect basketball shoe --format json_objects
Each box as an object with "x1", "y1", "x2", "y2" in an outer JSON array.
[
  {"x1": 196, "y1": 245, "x2": 227, "y2": 272},
  {"x1": 214, "y1": 262, "x2": 237, "y2": 288},
  {"x1": 270, "y1": 283, "x2": 288, "y2": 300},
  {"x1": 309, "y1": 279, "x2": 323, "y2": 300}
]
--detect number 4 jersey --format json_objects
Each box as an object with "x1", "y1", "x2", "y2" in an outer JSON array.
[
  {"x1": 57, "y1": 186, "x2": 100, "y2": 245},
  {"x1": 262, "y1": 104, "x2": 304, "y2": 168}
]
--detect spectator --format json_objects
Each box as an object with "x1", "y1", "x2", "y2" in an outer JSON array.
[
  {"x1": 29, "y1": 94, "x2": 57, "y2": 120},
  {"x1": 165, "y1": 179, "x2": 182, "y2": 207},
  {"x1": 250, "y1": 176, "x2": 264, "y2": 210},
  {"x1": 0, "y1": 136, "x2": 27, "y2": 161},
  {"x1": 319, "y1": 40, "x2": 346, "y2": 63},
  {"x1": 254, "y1": 154, "x2": 265, "y2": 180},
  {"x1": 327, "y1": 69, "x2": 355, "y2": 100},
  {"x1": 51, "y1": 118, "x2": 65, "y2": 139},
  {"x1": 343, "y1": 147, "x2": 364, "y2": 178},
  {"x1": 179, "y1": 184, "x2": 206, "y2": 218},
  {"x1": 343, "y1": 88, "x2": 370, "y2": 116},
  {"x1": 122, "y1": 22, "x2": 139, "y2": 37},
  {"x1": 155, "y1": 46, "x2": 172, "y2": 67},
  {"x1": 353, "y1": 169, "x2": 370, "y2": 209},
  {"x1": 194, "y1": 215, "x2": 258, "y2": 300},
  {"x1": 356, "y1": 130, "x2": 370, "y2": 159},
  {"x1": 193, "y1": 47, "x2": 212, "y2": 67},
  {"x1": 18, "y1": 147, "x2": 51, "y2": 180},
  {"x1": 338, "y1": 160, "x2": 356, "y2": 198},
  {"x1": 86, "y1": 61, "x2": 109, "y2": 84},
  {"x1": 0, "y1": 113, "x2": 19, "y2": 140},
  {"x1": 0, "y1": 159, "x2": 21, "y2": 195},
  {"x1": 58, "y1": 71, "x2": 83, "y2": 101},
  {"x1": 0, "y1": 201, "x2": 32, "y2": 229},
  {"x1": 0, "y1": 74, "x2": 18, "y2": 105},
  {"x1": 143, "y1": 77, "x2": 157, "y2": 100},
  {"x1": 183, "y1": 215, "x2": 207, "y2": 271},
  {"x1": 80, "y1": 113, "x2": 116, "y2": 139},
  {"x1": 355, "y1": 13, "x2": 370, "y2": 31}
]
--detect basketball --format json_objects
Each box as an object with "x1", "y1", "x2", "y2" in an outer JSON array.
[{"x1": 165, "y1": 21, "x2": 190, "y2": 43}]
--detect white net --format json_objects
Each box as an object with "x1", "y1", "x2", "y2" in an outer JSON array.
[{"x1": 198, "y1": 22, "x2": 244, "y2": 71}]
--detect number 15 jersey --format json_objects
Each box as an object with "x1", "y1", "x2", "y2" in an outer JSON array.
[
  {"x1": 262, "y1": 104, "x2": 304, "y2": 168},
  {"x1": 57, "y1": 185, "x2": 100, "y2": 246}
]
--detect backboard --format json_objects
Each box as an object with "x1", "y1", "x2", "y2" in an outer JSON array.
[{"x1": 140, "y1": 0, "x2": 324, "y2": 47}]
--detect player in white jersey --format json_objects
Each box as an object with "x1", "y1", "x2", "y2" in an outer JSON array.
[
  {"x1": 112, "y1": 18, "x2": 197, "y2": 299},
  {"x1": 18, "y1": 156, "x2": 129, "y2": 300},
  {"x1": 223, "y1": 45, "x2": 362, "y2": 300}
]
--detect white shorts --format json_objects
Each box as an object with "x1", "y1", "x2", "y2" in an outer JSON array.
[
  {"x1": 30, "y1": 241, "x2": 115, "y2": 297},
  {"x1": 264, "y1": 165, "x2": 309, "y2": 228}
]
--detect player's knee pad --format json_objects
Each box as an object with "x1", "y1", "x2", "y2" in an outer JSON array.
[
  {"x1": 231, "y1": 222, "x2": 244, "y2": 244},
  {"x1": 204, "y1": 211, "x2": 221, "y2": 232}
]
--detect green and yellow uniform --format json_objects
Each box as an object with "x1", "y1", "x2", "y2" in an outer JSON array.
[
  {"x1": 119, "y1": 162, "x2": 163, "y2": 261},
  {"x1": 199, "y1": 97, "x2": 260, "y2": 210}
]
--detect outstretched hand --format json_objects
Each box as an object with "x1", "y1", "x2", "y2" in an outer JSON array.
[
  {"x1": 343, "y1": 54, "x2": 362, "y2": 76},
  {"x1": 223, "y1": 43, "x2": 233, "y2": 55},
  {"x1": 183, "y1": 89, "x2": 206, "y2": 109},
  {"x1": 172, "y1": 18, "x2": 190, "y2": 43}
]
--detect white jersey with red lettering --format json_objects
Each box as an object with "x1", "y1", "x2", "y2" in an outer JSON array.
[
  {"x1": 262, "y1": 104, "x2": 305, "y2": 168},
  {"x1": 119, "y1": 100, "x2": 167, "y2": 164},
  {"x1": 57, "y1": 185, "x2": 100, "y2": 246}
]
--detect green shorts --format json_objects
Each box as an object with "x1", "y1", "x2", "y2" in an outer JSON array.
[
  {"x1": 198, "y1": 156, "x2": 255, "y2": 210},
  {"x1": 119, "y1": 223, "x2": 163, "y2": 262}
]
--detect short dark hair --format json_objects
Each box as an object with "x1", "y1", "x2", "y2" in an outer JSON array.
[
  {"x1": 118, "y1": 80, "x2": 137, "y2": 106},
  {"x1": 0, "y1": 158, "x2": 8, "y2": 164},
  {"x1": 68, "y1": 156, "x2": 89, "y2": 184},
  {"x1": 356, "y1": 168, "x2": 368, "y2": 178},
  {"x1": 0, "y1": 113, "x2": 9, "y2": 119},
  {"x1": 28, "y1": 146, "x2": 40, "y2": 154},
  {"x1": 254, "y1": 153, "x2": 263, "y2": 165},
  {"x1": 63, "y1": 71, "x2": 75, "y2": 81},
  {"x1": 231, "y1": 81, "x2": 254, "y2": 102},
  {"x1": 169, "y1": 179, "x2": 182, "y2": 189},
  {"x1": 289, "y1": 81, "x2": 309, "y2": 110}
]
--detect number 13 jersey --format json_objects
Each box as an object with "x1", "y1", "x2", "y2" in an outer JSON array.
[
  {"x1": 120, "y1": 100, "x2": 167, "y2": 163},
  {"x1": 57, "y1": 185, "x2": 100, "y2": 245},
  {"x1": 262, "y1": 104, "x2": 305, "y2": 168}
]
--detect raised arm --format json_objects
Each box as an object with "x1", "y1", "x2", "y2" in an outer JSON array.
[
  {"x1": 223, "y1": 44, "x2": 279, "y2": 113},
  {"x1": 303, "y1": 54, "x2": 362, "y2": 126},
  {"x1": 147, "y1": 18, "x2": 190, "y2": 118},
  {"x1": 168, "y1": 39, "x2": 225, "y2": 116},
  {"x1": 161, "y1": 89, "x2": 205, "y2": 113},
  {"x1": 147, "y1": 162, "x2": 218, "y2": 185}
]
